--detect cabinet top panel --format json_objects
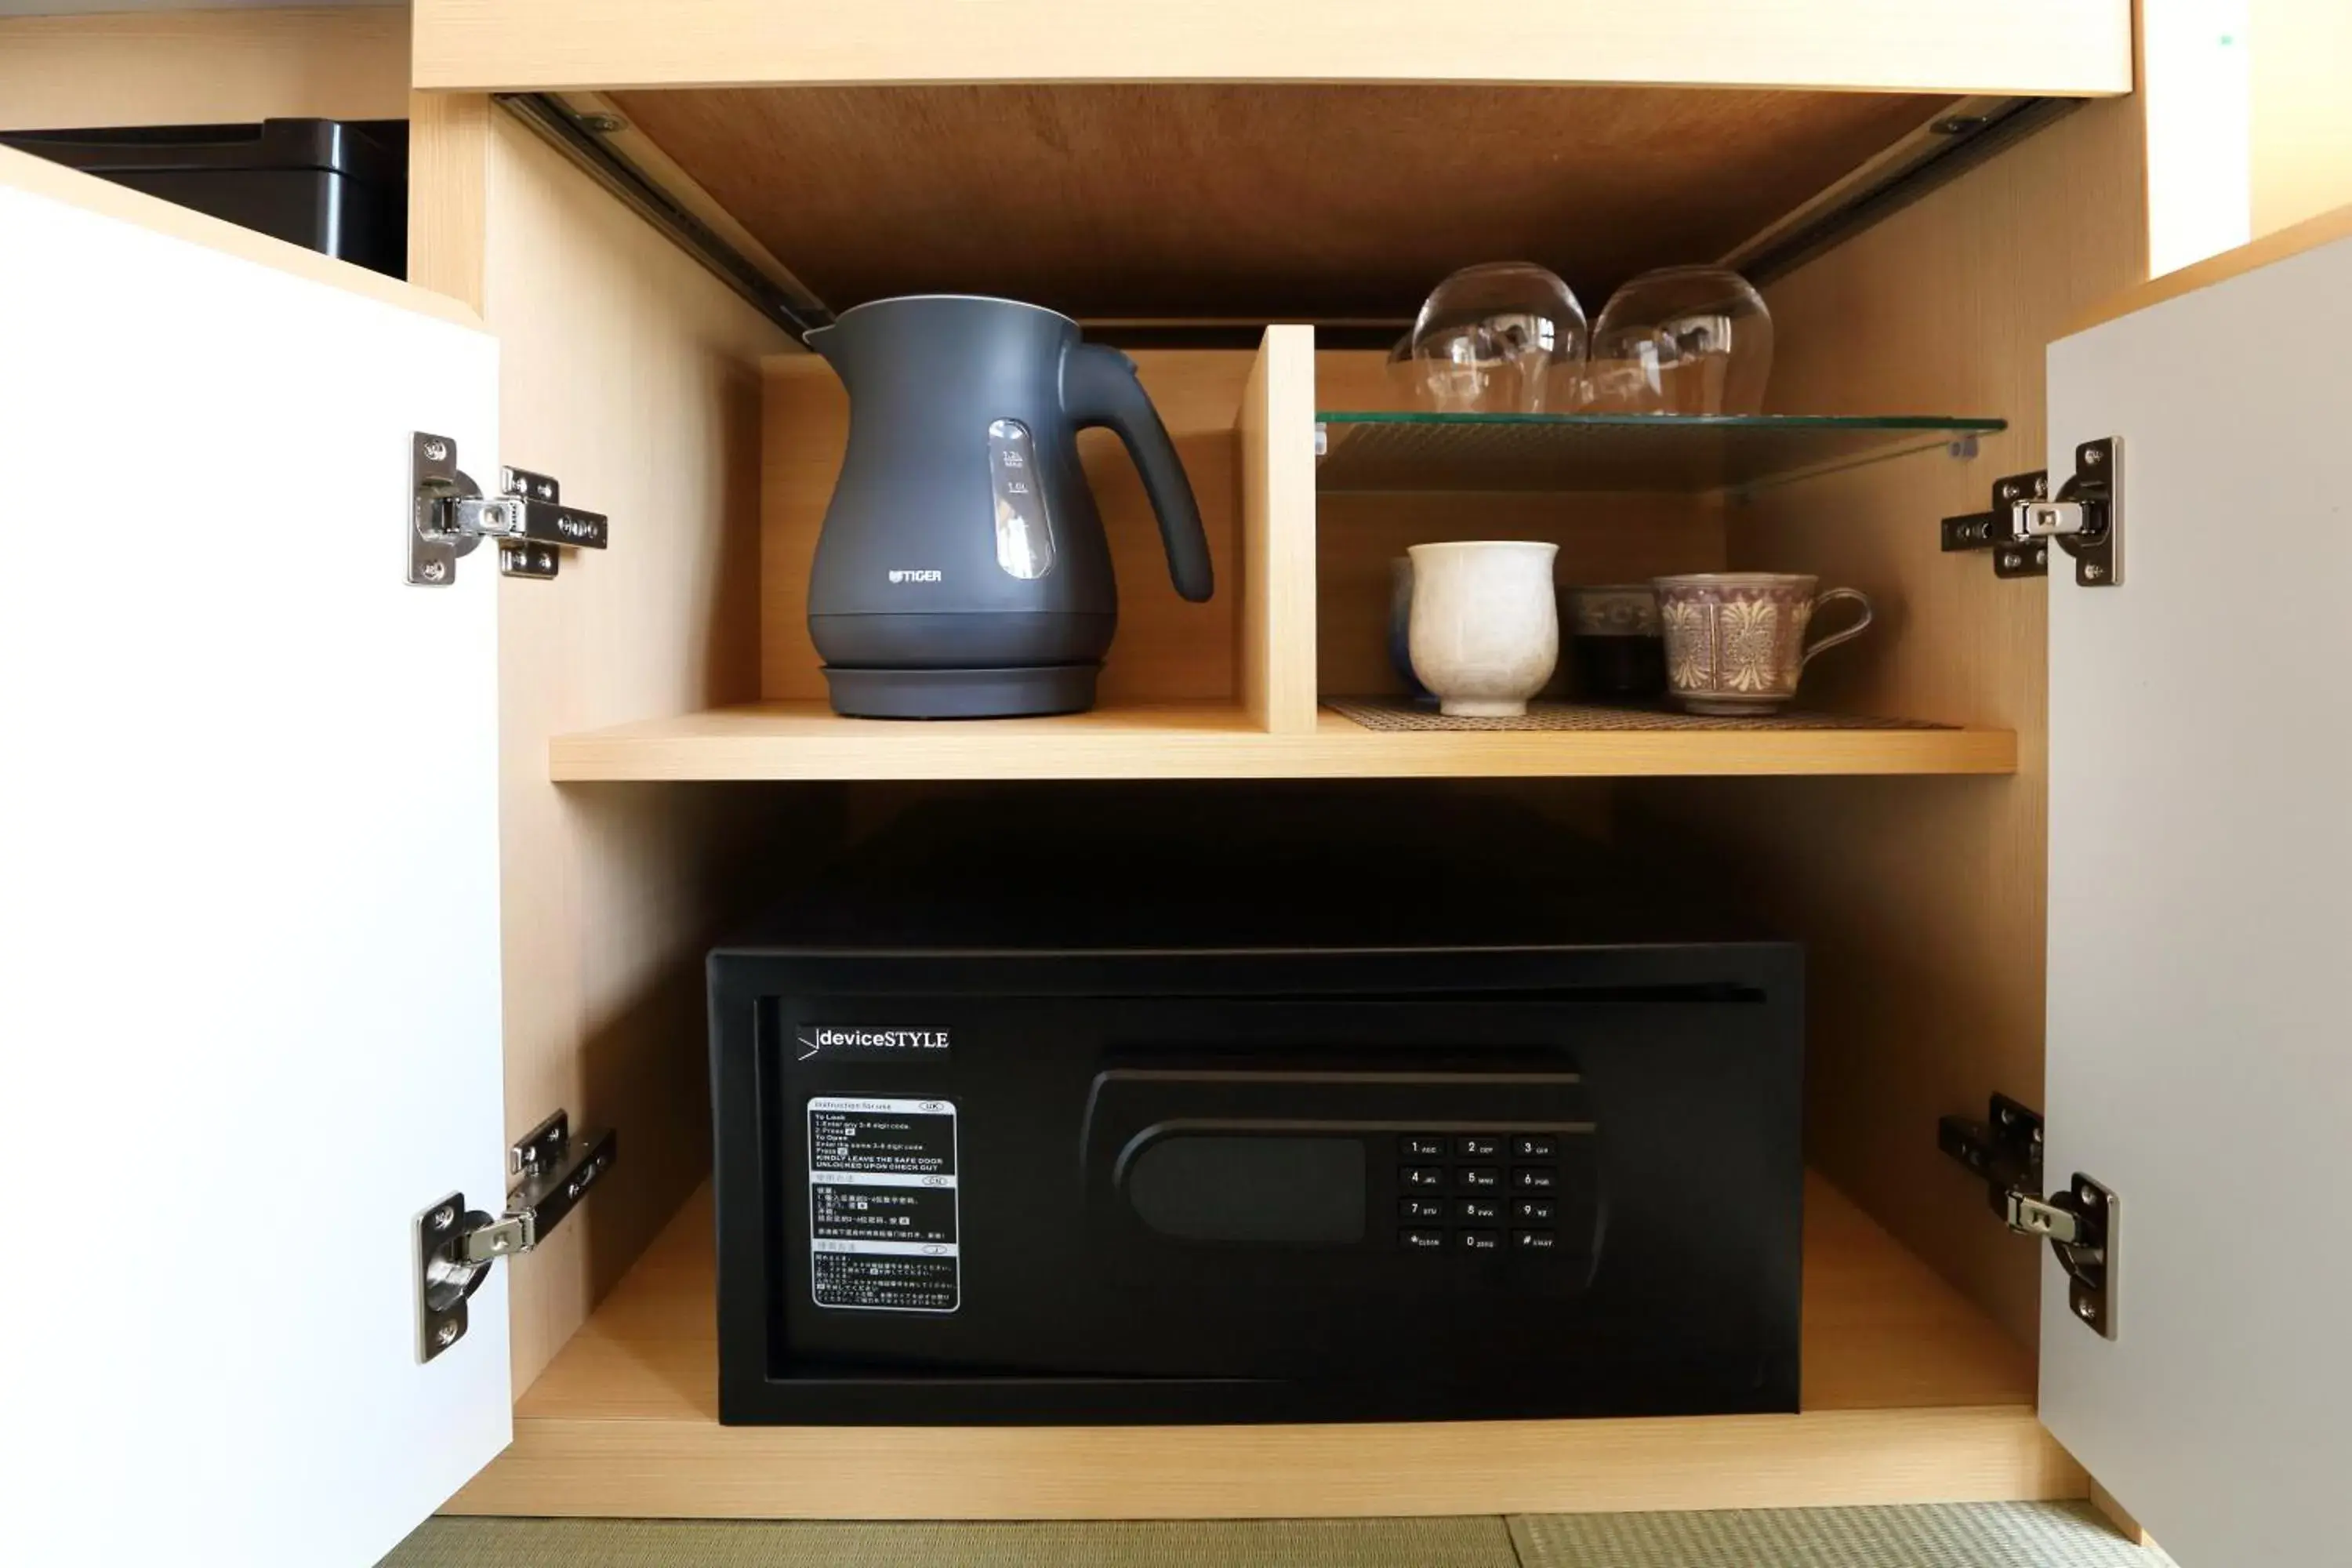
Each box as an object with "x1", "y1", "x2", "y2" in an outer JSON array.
[
  {"x1": 412, "y1": 1, "x2": 2132, "y2": 96},
  {"x1": 607, "y1": 82, "x2": 1956, "y2": 320}
]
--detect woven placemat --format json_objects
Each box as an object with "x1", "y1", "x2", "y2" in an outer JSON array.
[{"x1": 1325, "y1": 696, "x2": 1951, "y2": 733}]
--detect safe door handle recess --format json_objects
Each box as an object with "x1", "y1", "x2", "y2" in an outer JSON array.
[
  {"x1": 415, "y1": 1109, "x2": 617, "y2": 1362},
  {"x1": 410, "y1": 431, "x2": 612, "y2": 585}
]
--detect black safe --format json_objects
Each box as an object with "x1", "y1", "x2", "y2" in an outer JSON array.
[{"x1": 708, "y1": 796, "x2": 1804, "y2": 1426}]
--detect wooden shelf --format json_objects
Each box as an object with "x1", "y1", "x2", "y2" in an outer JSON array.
[
  {"x1": 445, "y1": 1173, "x2": 2079, "y2": 1519},
  {"x1": 548, "y1": 702, "x2": 2016, "y2": 782}
]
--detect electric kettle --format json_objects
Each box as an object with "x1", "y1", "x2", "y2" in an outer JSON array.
[{"x1": 804, "y1": 295, "x2": 1214, "y2": 718}]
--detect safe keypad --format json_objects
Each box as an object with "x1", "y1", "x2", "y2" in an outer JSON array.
[{"x1": 1396, "y1": 1133, "x2": 1566, "y2": 1253}]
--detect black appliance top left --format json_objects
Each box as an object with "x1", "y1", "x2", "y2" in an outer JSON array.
[{"x1": 1, "y1": 118, "x2": 409, "y2": 279}]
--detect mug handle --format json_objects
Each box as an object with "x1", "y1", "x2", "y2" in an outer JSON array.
[{"x1": 1799, "y1": 587, "x2": 1875, "y2": 667}]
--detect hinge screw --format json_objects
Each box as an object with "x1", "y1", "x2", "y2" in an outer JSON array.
[
  {"x1": 535, "y1": 550, "x2": 554, "y2": 572},
  {"x1": 2034, "y1": 547, "x2": 2048, "y2": 568},
  {"x1": 2085, "y1": 445, "x2": 2105, "y2": 466},
  {"x1": 435, "y1": 1319, "x2": 461, "y2": 1347},
  {"x1": 2000, "y1": 551, "x2": 2021, "y2": 570},
  {"x1": 578, "y1": 113, "x2": 628, "y2": 135},
  {"x1": 423, "y1": 439, "x2": 449, "y2": 463},
  {"x1": 430, "y1": 1205, "x2": 456, "y2": 1231},
  {"x1": 420, "y1": 561, "x2": 448, "y2": 583},
  {"x1": 2076, "y1": 1298, "x2": 2099, "y2": 1321},
  {"x1": 2085, "y1": 563, "x2": 2106, "y2": 582}
]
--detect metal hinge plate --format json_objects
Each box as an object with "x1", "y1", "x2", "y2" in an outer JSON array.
[
  {"x1": 415, "y1": 1109, "x2": 618, "y2": 1362},
  {"x1": 1940, "y1": 437, "x2": 2122, "y2": 586},
  {"x1": 2005, "y1": 1189, "x2": 2083, "y2": 1243},
  {"x1": 408, "y1": 434, "x2": 611, "y2": 586},
  {"x1": 1938, "y1": 1094, "x2": 2117, "y2": 1339}
]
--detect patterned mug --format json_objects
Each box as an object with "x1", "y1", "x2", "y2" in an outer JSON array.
[{"x1": 1651, "y1": 573, "x2": 1874, "y2": 715}]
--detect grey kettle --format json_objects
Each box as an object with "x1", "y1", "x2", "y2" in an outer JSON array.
[{"x1": 804, "y1": 295, "x2": 1212, "y2": 719}]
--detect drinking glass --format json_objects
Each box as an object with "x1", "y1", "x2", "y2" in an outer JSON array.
[
  {"x1": 1583, "y1": 266, "x2": 1773, "y2": 414},
  {"x1": 1398, "y1": 263, "x2": 1588, "y2": 413}
]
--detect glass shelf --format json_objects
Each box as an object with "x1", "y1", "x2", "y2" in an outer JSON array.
[{"x1": 1314, "y1": 412, "x2": 2008, "y2": 495}]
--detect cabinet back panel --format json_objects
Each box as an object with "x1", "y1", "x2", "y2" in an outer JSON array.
[
  {"x1": 761, "y1": 352, "x2": 1243, "y2": 705},
  {"x1": 616, "y1": 83, "x2": 1944, "y2": 321},
  {"x1": 1623, "y1": 93, "x2": 2150, "y2": 1351}
]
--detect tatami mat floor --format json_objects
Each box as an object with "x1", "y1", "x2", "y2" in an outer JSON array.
[{"x1": 384, "y1": 1503, "x2": 2180, "y2": 1567}]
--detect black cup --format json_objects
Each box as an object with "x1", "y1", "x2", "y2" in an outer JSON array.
[
  {"x1": 1563, "y1": 586, "x2": 1667, "y2": 702},
  {"x1": 1571, "y1": 633, "x2": 1668, "y2": 701}
]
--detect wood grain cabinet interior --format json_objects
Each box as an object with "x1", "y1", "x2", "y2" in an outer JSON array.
[{"x1": 23, "y1": 6, "x2": 2344, "y2": 1566}]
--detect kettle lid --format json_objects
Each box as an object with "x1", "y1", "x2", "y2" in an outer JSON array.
[{"x1": 822, "y1": 293, "x2": 1080, "y2": 329}]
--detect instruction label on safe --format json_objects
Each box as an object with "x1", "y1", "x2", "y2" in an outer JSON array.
[{"x1": 807, "y1": 1096, "x2": 960, "y2": 1313}]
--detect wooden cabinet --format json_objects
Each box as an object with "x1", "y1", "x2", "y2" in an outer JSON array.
[
  {"x1": 9, "y1": 7, "x2": 2344, "y2": 1566},
  {"x1": 407, "y1": 0, "x2": 2132, "y2": 96}
]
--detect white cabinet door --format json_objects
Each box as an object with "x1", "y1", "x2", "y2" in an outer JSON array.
[
  {"x1": 2043, "y1": 230, "x2": 2352, "y2": 1567},
  {"x1": 0, "y1": 152, "x2": 509, "y2": 1565}
]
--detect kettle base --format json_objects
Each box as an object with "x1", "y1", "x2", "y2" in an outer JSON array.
[{"x1": 822, "y1": 663, "x2": 1099, "y2": 720}]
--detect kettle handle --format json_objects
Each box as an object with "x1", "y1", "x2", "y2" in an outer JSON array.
[{"x1": 1062, "y1": 343, "x2": 1214, "y2": 603}]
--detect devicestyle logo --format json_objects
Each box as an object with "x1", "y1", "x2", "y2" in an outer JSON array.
[
  {"x1": 796, "y1": 1025, "x2": 953, "y2": 1063},
  {"x1": 887, "y1": 569, "x2": 944, "y2": 583}
]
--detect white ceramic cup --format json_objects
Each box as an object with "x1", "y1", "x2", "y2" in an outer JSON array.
[{"x1": 1406, "y1": 540, "x2": 1561, "y2": 717}]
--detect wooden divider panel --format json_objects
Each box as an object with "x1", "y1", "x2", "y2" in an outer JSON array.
[{"x1": 1240, "y1": 327, "x2": 1319, "y2": 731}]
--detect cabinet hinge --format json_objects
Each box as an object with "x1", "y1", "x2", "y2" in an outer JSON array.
[
  {"x1": 409, "y1": 432, "x2": 611, "y2": 585},
  {"x1": 415, "y1": 1110, "x2": 618, "y2": 1363},
  {"x1": 1938, "y1": 1093, "x2": 2118, "y2": 1339},
  {"x1": 1940, "y1": 437, "x2": 2122, "y2": 586}
]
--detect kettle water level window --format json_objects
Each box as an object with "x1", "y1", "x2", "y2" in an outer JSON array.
[{"x1": 988, "y1": 418, "x2": 1055, "y2": 579}]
